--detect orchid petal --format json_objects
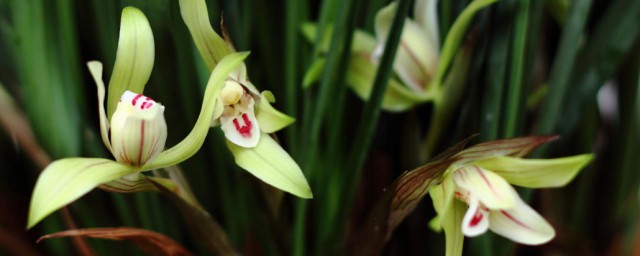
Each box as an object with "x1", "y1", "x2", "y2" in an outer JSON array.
[
  {"x1": 453, "y1": 165, "x2": 518, "y2": 209},
  {"x1": 255, "y1": 91, "x2": 295, "y2": 133},
  {"x1": 431, "y1": 180, "x2": 465, "y2": 256},
  {"x1": 107, "y1": 7, "x2": 155, "y2": 118},
  {"x1": 461, "y1": 197, "x2": 489, "y2": 237},
  {"x1": 414, "y1": 0, "x2": 440, "y2": 54},
  {"x1": 374, "y1": 2, "x2": 436, "y2": 92},
  {"x1": 87, "y1": 61, "x2": 112, "y2": 153},
  {"x1": 488, "y1": 197, "x2": 555, "y2": 245},
  {"x1": 300, "y1": 23, "x2": 377, "y2": 54},
  {"x1": 220, "y1": 96, "x2": 261, "y2": 148},
  {"x1": 28, "y1": 158, "x2": 136, "y2": 228},
  {"x1": 453, "y1": 135, "x2": 558, "y2": 167},
  {"x1": 179, "y1": 0, "x2": 234, "y2": 70},
  {"x1": 145, "y1": 52, "x2": 249, "y2": 170},
  {"x1": 226, "y1": 134, "x2": 312, "y2": 199},
  {"x1": 474, "y1": 154, "x2": 593, "y2": 188}
]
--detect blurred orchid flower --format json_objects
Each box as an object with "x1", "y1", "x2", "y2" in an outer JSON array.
[
  {"x1": 179, "y1": 0, "x2": 312, "y2": 198},
  {"x1": 427, "y1": 136, "x2": 593, "y2": 256},
  {"x1": 27, "y1": 7, "x2": 249, "y2": 228},
  {"x1": 302, "y1": 0, "x2": 496, "y2": 112}
]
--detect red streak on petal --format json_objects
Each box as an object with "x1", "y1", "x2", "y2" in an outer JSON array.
[
  {"x1": 473, "y1": 166, "x2": 501, "y2": 199},
  {"x1": 499, "y1": 210, "x2": 532, "y2": 230},
  {"x1": 232, "y1": 113, "x2": 253, "y2": 138},
  {"x1": 470, "y1": 210, "x2": 484, "y2": 227},
  {"x1": 132, "y1": 94, "x2": 143, "y2": 106},
  {"x1": 141, "y1": 102, "x2": 148, "y2": 109}
]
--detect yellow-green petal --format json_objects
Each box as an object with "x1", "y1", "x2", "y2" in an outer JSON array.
[
  {"x1": 431, "y1": 179, "x2": 465, "y2": 256},
  {"x1": 226, "y1": 134, "x2": 312, "y2": 199},
  {"x1": 144, "y1": 52, "x2": 249, "y2": 170},
  {"x1": 179, "y1": 0, "x2": 234, "y2": 70},
  {"x1": 255, "y1": 91, "x2": 295, "y2": 133},
  {"x1": 474, "y1": 154, "x2": 593, "y2": 188},
  {"x1": 107, "y1": 7, "x2": 155, "y2": 118},
  {"x1": 28, "y1": 158, "x2": 136, "y2": 228},
  {"x1": 300, "y1": 23, "x2": 377, "y2": 54},
  {"x1": 414, "y1": 0, "x2": 440, "y2": 54},
  {"x1": 453, "y1": 165, "x2": 518, "y2": 209},
  {"x1": 87, "y1": 61, "x2": 112, "y2": 153}
]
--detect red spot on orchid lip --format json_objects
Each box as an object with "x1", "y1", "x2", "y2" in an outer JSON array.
[
  {"x1": 470, "y1": 210, "x2": 484, "y2": 227},
  {"x1": 132, "y1": 94, "x2": 143, "y2": 106},
  {"x1": 232, "y1": 113, "x2": 253, "y2": 138}
]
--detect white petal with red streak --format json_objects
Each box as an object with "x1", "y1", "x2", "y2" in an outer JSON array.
[
  {"x1": 220, "y1": 98, "x2": 260, "y2": 148},
  {"x1": 461, "y1": 196, "x2": 489, "y2": 237},
  {"x1": 488, "y1": 197, "x2": 555, "y2": 245},
  {"x1": 453, "y1": 165, "x2": 518, "y2": 209}
]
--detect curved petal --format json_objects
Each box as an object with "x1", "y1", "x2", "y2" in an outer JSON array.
[
  {"x1": 300, "y1": 23, "x2": 377, "y2": 54},
  {"x1": 145, "y1": 52, "x2": 249, "y2": 170},
  {"x1": 453, "y1": 165, "x2": 518, "y2": 209},
  {"x1": 220, "y1": 96, "x2": 261, "y2": 148},
  {"x1": 28, "y1": 158, "x2": 136, "y2": 228},
  {"x1": 461, "y1": 197, "x2": 489, "y2": 237},
  {"x1": 429, "y1": 173, "x2": 455, "y2": 226},
  {"x1": 474, "y1": 154, "x2": 593, "y2": 188},
  {"x1": 87, "y1": 61, "x2": 112, "y2": 153},
  {"x1": 226, "y1": 134, "x2": 312, "y2": 199},
  {"x1": 178, "y1": 0, "x2": 233, "y2": 70},
  {"x1": 414, "y1": 0, "x2": 440, "y2": 54},
  {"x1": 98, "y1": 173, "x2": 158, "y2": 193},
  {"x1": 255, "y1": 91, "x2": 295, "y2": 133},
  {"x1": 488, "y1": 197, "x2": 555, "y2": 245},
  {"x1": 107, "y1": 7, "x2": 155, "y2": 118},
  {"x1": 374, "y1": 2, "x2": 436, "y2": 92}
]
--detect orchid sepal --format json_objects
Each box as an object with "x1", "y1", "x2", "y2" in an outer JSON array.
[
  {"x1": 28, "y1": 158, "x2": 137, "y2": 228},
  {"x1": 107, "y1": 7, "x2": 155, "y2": 118},
  {"x1": 226, "y1": 134, "x2": 312, "y2": 199},
  {"x1": 255, "y1": 91, "x2": 295, "y2": 133}
]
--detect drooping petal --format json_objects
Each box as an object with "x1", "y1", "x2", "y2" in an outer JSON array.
[
  {"x1": 474, "y1": 154, "x2": 593, "y2": 188},
  {"x1": 28, "y1": 158, "x2": 136, "y2": 228},
  {"x1": 145, "y1": 52, "x2": 249, "y2": 170},
  {"x1": 452, "y1": 165, "x2": 518, "y2": 209},
  {"x1": 107, "y1": 7, "x2": 155, "y2": 118},
  {"x1": 374, "y1": 2, "x2": 437, "y2": 92},
  {"x1": 110, "y1": 91, "x2": 167, "y2": 166},
  {"x1": 220, "y1": 95, "x2": 261, "y2": 148},
  {"x1": 255, "y1": 91, "x2": 295, "y2": 133},
  {"x1": 98, "y1": 173, "x2": 159, "y2": 193},
  {"x1": 488, "y1": 197, "x2": 555, "y2": 245},
  {"x1": 178, "y1": 0, "x2": 234, "y2": 71},
  {"x1": 431, "y1": 180, "x2": 465, "y2": 256},
  {"x1": 226, "y1": 134, "x2": 312, "y2": 199},
  {"x1": 87, "y1": 61, "x2": 112, "y2": 153},
  {"x1": 414, "y1": 0, "x2": 440, "y2": 54},
  {"x1": 461, "y1": 196, "x2": 489, "y2": 237}
]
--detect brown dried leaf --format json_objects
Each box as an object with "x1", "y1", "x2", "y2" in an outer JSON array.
[{"x1": 38, "y1": 227, "x2": 191, "y2": 256}]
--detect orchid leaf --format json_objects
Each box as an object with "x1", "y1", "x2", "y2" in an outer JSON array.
[
  {"x1": 226, "y1": 134, "x2": 312, "y2": 199},
  {"x1": 107, "y1": 7, "x2": 155, "y2": 118},
  {"x1": 474, "y1": 154, "x2": 593, "y2": 188},
  {"x1": 145, "y1": 52, "x2": 249, "y2": 170},
  {"x1": 28, "y1": 158, "x2": 136, "y2": 228},
  {"x1": 255, "y1": 91, "x2": 295, "y2": 133},
  {"x1": 179, "y1": 0, "x2": 234, "y2": 70},
  {"x1": 302, "y1": 58, "x2": 326, "y2": 88},
  {"x1": 38, "y1": 227, "x2": 191, "y2": 256},
  {"x1": 435, "y1": 0, "x2": 497, "y2": 85}
]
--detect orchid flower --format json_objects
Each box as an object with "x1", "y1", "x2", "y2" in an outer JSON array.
[
  {"x1": 27, "y1": 7, "x2": 249, "y2": 228},
  {"x1": 301, "y1": 0, "x2": 497, "y2": 112},
  {"x1": 427, "y1": 136, "x2": 593, "y2": 256},
  {"x1": 178, "y1": 0, "x2": 312, "y2": 199}
]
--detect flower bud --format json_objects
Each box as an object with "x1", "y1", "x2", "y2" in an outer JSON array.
[{"x1": 110, "y1": 91, "x2": 167, "y2": 166}]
